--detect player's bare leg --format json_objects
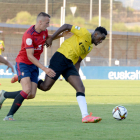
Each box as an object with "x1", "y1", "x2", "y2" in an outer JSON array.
[
  {"x1": 3, "y1": 77, "x2": 33, "y2": 121},
  {"x1": 38, "y1": 75, "x2": 56, "y2": 91},
  {"x1": 1, "y1": 81, "x2": 37, "y2": 102},
  {"x1": 27, "y1": 82, "x2": 37, "y2": 99},
  {"x1": 67, "y1": 75, "x2": 85, "y2": 92},
  {"x1": 67, "y1": 75, "x2": 102, "y2": 123}
]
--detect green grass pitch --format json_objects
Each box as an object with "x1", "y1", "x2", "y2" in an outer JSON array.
[{"x1": 0, "y1": 79, "x2": 140, "y2": 140}]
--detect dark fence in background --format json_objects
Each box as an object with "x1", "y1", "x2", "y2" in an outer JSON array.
[{"x1": 0, "y1": 0, "x2": 140, "y2": 66}]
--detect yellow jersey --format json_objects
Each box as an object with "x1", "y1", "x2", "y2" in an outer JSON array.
[
  {"x1": 0, "y1": 40, "x2": 5, "y2": 55},
  {"x1": 57, "y1": 25, "x2": 93, "y2": 64}
]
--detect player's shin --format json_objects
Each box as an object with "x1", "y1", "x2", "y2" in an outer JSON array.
[
  {"x1": 7, "y1": 91, "x2": 28, "y2": 116},
  {"x1": 76, "y1": 92, "x2": 89, "y2": 118}
]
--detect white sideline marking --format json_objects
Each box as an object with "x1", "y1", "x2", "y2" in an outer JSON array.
[
  {"x1": 34, "y1": 99, "x2": 137, "y2": 105},
  {"x1": 34, "y1": 99, "x2": 77, "y2": 103}
]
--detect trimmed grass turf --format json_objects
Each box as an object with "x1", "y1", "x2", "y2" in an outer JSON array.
[{"x1": 0, "y1": 79, "x2": 140, "y2": 140}]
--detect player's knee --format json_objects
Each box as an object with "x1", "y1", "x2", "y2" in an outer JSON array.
[
  {"x1": 24, "y1": 88, "x2": 31, "y2": 94},
  {"x1": 27, "y1": 93, "x2": 36, "y2": 99},
  {"x1": 43, "y1": 85, "x2": 52, "y2": 91},
  {"x1": 77, "y1": 85, "x2": 85, "y2": 93},
  {"x1": 81, "y1": 87, "x2": 85, "y2": 93},
  {"x1": 29, "y1": 94, "x2": 35, "y2": 99}
]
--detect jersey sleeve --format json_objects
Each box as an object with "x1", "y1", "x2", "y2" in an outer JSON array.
[
  {"x1": 80, "y1": 52, "x2": 89, "y2": 60},
  {"x1": 71, "y1": 25, "x2": 89, "y2": 37},
  {"x1": 24, "y1": 33, "x2": 34, "y2": 49}
]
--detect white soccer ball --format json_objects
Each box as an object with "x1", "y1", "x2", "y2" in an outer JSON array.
[{"x1": 112, "y1": 106, "x2": 128, "y2": 120}]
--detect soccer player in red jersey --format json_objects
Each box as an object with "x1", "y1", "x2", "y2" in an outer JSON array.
[
  {"x1": 5, "y1": 24, "x2": 107, "y2": 123},
  {"x1": 0, "y1": 20, "x2": 107, "y2": 123},
  {"x1": 38, "y1": 24, "x2": 107, "y2": 123},
  {"x1": 0, "y1": 12, "x2": 64, "y2": 121}
]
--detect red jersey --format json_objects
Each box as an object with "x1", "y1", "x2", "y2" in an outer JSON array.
[{"x1": 16, "y1": 25, "x2": 48, "y2": 64}]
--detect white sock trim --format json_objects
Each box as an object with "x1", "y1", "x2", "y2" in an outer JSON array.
[{"x1": 76, "y1": 96, "x2": 89, "y2": 118}]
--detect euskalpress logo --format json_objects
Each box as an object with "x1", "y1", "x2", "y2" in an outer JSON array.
[{"x1": 108, "y1": 70, "x2": 140, "y2": 80}]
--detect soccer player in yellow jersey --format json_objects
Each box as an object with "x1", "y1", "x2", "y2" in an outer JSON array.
[
  {"x1": 0, "y1": 40, "x2": 14, "y2": 81},
  {"x1": 1, "y1": 24, "x2": 107, "y2": 122},
  {"x1": 37, "y1": 24, "x2": 107, "y2": 123},
  {"x1": 0, "y1": 41, "x2": 13, "y2": 71},
  {"x1": 0, "y1": 40, "x2": 5, "y2": 55}
]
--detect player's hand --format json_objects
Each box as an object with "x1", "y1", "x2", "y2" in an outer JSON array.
[
  {"x1": 6, "y1": 62, "x2": 14, "y2": 73},
  {"x1": 46, "y1": 37, "x2": 53, "y2": 47},
  {"x1": 44, "y1": 68, "x2": 56, "y2": 78}
]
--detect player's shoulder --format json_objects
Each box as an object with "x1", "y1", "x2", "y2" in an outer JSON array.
[
  {"x1": 82, "y1": 27, "x2": 90, "y2": 34},
  {"x1": 24, "y1": 25, "x2": 35, "y2": 36},
  {"x1": 72, "y1": 25, "x2": 89, "y2": 34}
]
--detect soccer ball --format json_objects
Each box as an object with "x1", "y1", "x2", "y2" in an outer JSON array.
[{"x1": 112, "y1": 106, "x2": 127, "y2": 120}]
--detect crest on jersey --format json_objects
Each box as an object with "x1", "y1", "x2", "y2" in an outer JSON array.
[
  {"x1": 26, "y1": 38, "x2": 32, "y2": 45},
  {"x1": 88, "y1": 46, "x2": 90, "y2": 51},
  {"x1": 75, "y1": 26, "x2": 80, "y2": 30},
  {"x1": 38, "y1": 45, "x2": 42, "y2": 48},
  {"x1": 22, "y1": 72, "x2": 24, "y2": 76},
  {"x1": 43, "y1": 35, "x2": 46, "y2": 39}
]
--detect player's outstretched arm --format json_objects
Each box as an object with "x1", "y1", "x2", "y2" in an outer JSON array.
[
  {"x1": 45, "y1": 31, "x2": 70, "y2": 47},
  {"x1": 0, "y1": 55, "x2": 14, "y2": 73},
  {"x1": 48, "y1": 30, "x2": 70, "y2": 41},
  {"x1": 26, "y1": 48, "x2": 56, "y2": 78},
  {"x1": 75, "y1": 57, "x2": 83, "y2": 72},
  {"x1": 46, "y1": 24, "x2": 72, "y2": 46}
]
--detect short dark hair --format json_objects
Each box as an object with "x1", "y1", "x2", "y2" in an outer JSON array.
[
  {"x1": 37, "y1": 12, "x2": 51, "y2": 18},
  {"x1": 95, "y1": 26, "x2": 107, "y2": 35}
]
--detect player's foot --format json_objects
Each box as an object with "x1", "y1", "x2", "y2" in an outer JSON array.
[
  {"x1": 3, "y1": 115, "x2": 15, "y2": 121},
  {"x1": 82, "y1": 112, "x2": 102, "y2": 123},
  {"x1": 0, "y1": 90, "x2": 6, "y2": 109},
  {"x1": 11, "y1": 75, "x2": 18, "y2": 83}
]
